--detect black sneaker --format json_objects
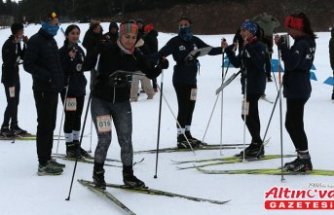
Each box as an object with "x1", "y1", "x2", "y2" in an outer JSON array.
[
  {"x1": 49, "y1": 158, "x2": 66, "y2": 168},
  {"x1": 66, "y1": 142, "x2": 82, "y2": 159},
  {"x1": 11, "y1": 125, "x2": 27, "y2": 135},
  {"x1": 93, "y1": 169, "x2": 106, "y2": 190},
  {"x1": 177, "y1": 134, "x2": 199, "y2": 149},
  {"x1": 1, "y1": 126, "x2": 14, "y2": 137},
  {"x1": 283, "y1": 152, "x2": 313, "y2": 172},
  {"x1": 236, "y1": 143, "x2": 264, "y2": 158},
  {"x1": 37, "y1": 161, "x2": 63, "y2": 176}
]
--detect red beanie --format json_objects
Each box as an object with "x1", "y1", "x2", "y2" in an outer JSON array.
[
  {"x1": 144, "y1": 23, "x2": 154, "y2": 33},
  {"x1": 284, "y1": 15, "x2": 303, "y2": 31}
]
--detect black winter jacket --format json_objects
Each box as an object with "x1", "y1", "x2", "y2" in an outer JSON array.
[
  {"x1": 59, "y1": 42, "x2": 87, "y2": 97},
  {"x1": 159, "y1": 35, "x2": 222, "y2": 85},
  {"x1": 24, "y1": 29, "x2": 64, "y2": 92},
  {"x1": 225, "y1": 39, "x2": 267, "y2": 96},
  {"x1": 85, "y1": 42, "x2": 161, "y2": 103},
  {"x1": 1, "y1": 35, "x2": 26, "y2": 85},
  {"x1": 329, "y1": 30, "x2": 334, "y2": 72},
  {"x1": 279, "y1": 36, "x2": 316, "y2": 99}
]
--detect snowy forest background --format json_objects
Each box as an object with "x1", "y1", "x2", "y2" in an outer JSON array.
[{"x1": 1, "y1": 0, "x2": 334, "y2": 34}]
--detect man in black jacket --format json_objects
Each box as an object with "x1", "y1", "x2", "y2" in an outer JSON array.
[
  {"x1": 1, "y1": 23, "x2": 28, "y2": 137},
  {"x1": 24, "y1": 12, "x2": 65, "y2": 176}
]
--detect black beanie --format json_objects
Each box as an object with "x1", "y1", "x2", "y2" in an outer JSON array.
[
  {"x1": 109, "y1": 21, "x2": 119, "y2": 31},
  {"x1": 11, "y1": 23, "x2": 24, "y2": 35}
]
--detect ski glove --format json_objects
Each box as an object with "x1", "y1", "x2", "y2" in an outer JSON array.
[{"x1": 157, "y1": 57, "x2": 169, "y2": 70}]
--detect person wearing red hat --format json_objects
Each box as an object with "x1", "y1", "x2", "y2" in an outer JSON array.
[
  {"x1": 84, "y1": 21, "x2": 168, "y2": 189},
  {"x1": 274, "y1": 13, "x2": 317, "y2": 172}
]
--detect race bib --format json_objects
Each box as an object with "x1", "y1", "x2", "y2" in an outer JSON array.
[
  {"x1": 241, "y1": 99, "x2": 249, "y2": 115},
  {"x1": 9, "y1": 86, "x2": 15, "y2": 98},
  {"x1": 96, "y1": 115, "x2": 112, "y2": 133},
  {"x1": 65, "y1": 97, "x2": 77, "y2": 111},
  {"x1": 190, "y1": 88, "x2": 197, "y2": 101}
]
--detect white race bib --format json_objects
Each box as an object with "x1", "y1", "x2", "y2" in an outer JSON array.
[
  {"x1": 241, "y1": 99, "x2": 249, "y2": 116},
  {"x1": 9, "y1": 86, "x2": 15, "y2": 98},
  {"x1": 190, "y1": 88, "x2": 197, "y2": 101},
  {"x1": 65, "y1": 97, "x2": 77, "y2": 111},
  {"x1": 96, "y1": 115, "x2": 112, "y2": 133}
]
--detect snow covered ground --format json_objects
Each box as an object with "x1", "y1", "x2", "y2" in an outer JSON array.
[{"x1": 0, "y1": 22, "x2": 333, "y2": 215}]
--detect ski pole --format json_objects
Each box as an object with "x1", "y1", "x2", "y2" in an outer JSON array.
[
  {"x1": 88, "y1": 116, "x2": 93, "y2": 153},
  {"x1": 242, "y1": 70, "x2": 248, "y2": 162},
  {"x1": 201, "y1": 62, "x2": 230, "y2": 145},
  {"x1": 56, "y1": 76, "x2": 71, "y2": 154},
  {"x1": 219, "y1": 40, "x2": 225, "y2": 155},
  {"x1": 277, "y1": 47, "x2": 286, "y2": 182},
  {"x1": 65, "y1": 93, "x2": 92, "y2": 201},
  {"x1": 154, "y1": 72, "x2": 164, "y2": 179}
]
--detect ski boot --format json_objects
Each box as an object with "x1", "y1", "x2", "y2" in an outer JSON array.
[
  {"x1": 123, "y1": 166, "x2": 146, "y2": 188},
  {"x1": 0, "y1": 126, "x2": 14, "y2": 137},
  {"x1": 235, "y1": 142, "x2": 264, "y2": 159},
  {"x1": 185, "y1": 131, "x2": 203, "y2": 146},
  {"x1": 177, "y1": 134, "x2": 199, "y2": 149},
  {"x1": 66, "y1": 142, "x2": 82, "y2": 159},
  {"x1": 283, "y1": 151, "x2": 313, "y2": 172},
  {"x1": 11, "y1": 125, "x2": 27, "y2": 136},
  {"x1": 93, "y1": 165, "x2": 106, "y2": 190},
  {"x1": 73, "y1": 140, "x2": 91, "y2": 158}
]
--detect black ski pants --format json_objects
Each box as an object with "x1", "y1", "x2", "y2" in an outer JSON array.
[
  {"x1": 173, "y1": 83, "x2": 197, "y2": 129},
  {"x1": 285, "y1": 98, "x2": 309, "y2": 151},
  {"x1": 33, "y1": 90, "x2": 58, "y2": 165},
  {"x1": 241, "y1": 95, "x2": 262, "y2": 144},
  {"x1": 60, "y1": 93, "x2": 85, "y2": 134},
  {"x1": 2, "y1": 81, "x2": 20, "y2": 128}
]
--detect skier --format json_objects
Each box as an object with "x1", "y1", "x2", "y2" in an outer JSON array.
[
  {"x1": 223, "y1": 20, "x2": 267, "y2": 158},
  {"x1": 329, "y1": 27, "x2": 334, "y2": 100},
  {"x1": 158, "y1": 17, "x2": 223, "y2": 149},
  {"x1": 84, "y1": 21, "x2": 168, "y2": 189},
  {"x1": 274, "y1": 12, "x2": 316, "y2": 172},
  {"x1": 143, "y1": 23, "x2": 159, "y2": 92},
  {"x1": 102, "y1": 21, "x2": 119, "y2": 44},
  {"x1": 23, "y1": 12, "x2": 65, "y2": 175},
  {"x1": 1, "y1": 23, "x2": 29, "y2": 137},
  {"x1": 130, "y1": 19, "x2": 155, "y2": 102},
  {"x1": 82, "y1": 20, "x2": 103, "y2": 90},
  {"x1": 58, "y1": 24, "x2": 89, "y2": 159}
]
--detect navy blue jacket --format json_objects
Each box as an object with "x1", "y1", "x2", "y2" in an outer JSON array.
[
  {"x1": 225, "y1": 40, "x2": 267, "y2": 96},
  {"x1": 279, "y1": 36, "x2": 316, "y2": 99},
  {"x1": 84, "y1": 42, "x2": 161, "y2": 103},
  {"x1": 24, "y1": 29, "x2": 64, "y2": 92},
  {"x1": 1, "y1": 35, "x2": 26, "y2": 86},
  {"x1": 59, "y1": 43, "x2": 87, "y2": 97},
  {"x1": 159, "y1": 35, "x2": 222, "y2": 85}
]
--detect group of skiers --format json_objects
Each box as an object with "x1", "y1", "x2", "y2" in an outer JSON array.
[{"x1": 0, "y1": 10, "x2": 321, "y2": 189}]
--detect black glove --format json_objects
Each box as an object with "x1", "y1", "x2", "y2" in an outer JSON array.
[{"x1": 157, "y1": 57, "x2": 169, "y2": 69}]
